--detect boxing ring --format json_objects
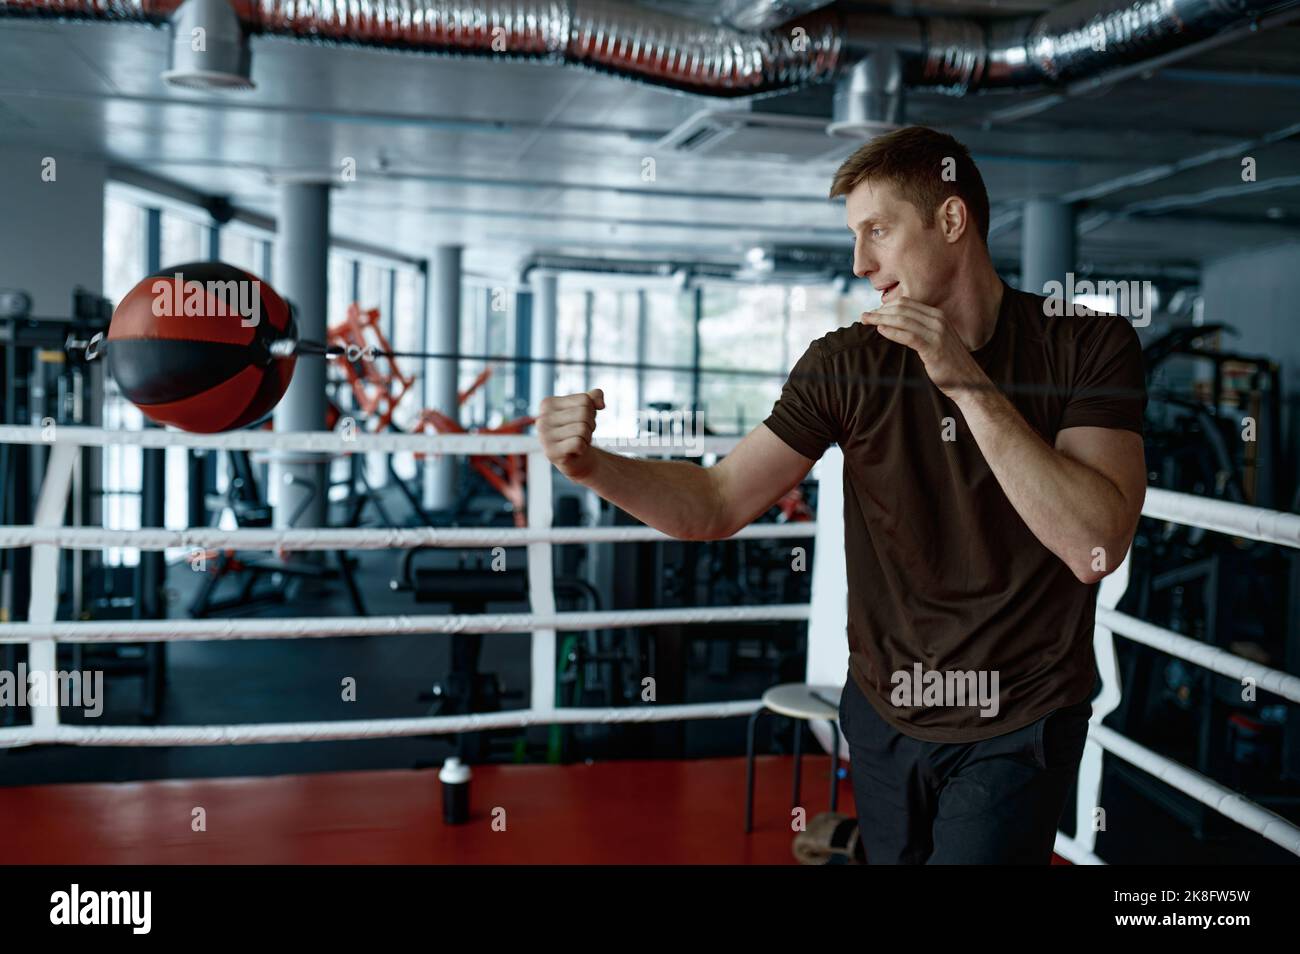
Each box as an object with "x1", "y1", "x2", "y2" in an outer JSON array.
[{"x1": 0, "y1": 423, "x2": 1298, "y2": 864}]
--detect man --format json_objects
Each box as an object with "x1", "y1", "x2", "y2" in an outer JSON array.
[{"x1": 537, "y1": 125, "x2": 1147, "y2": 864}]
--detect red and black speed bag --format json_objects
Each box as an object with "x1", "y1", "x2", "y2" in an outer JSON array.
[{"x1": 107, "y1": 262, "x2": 297, "y2": 433}]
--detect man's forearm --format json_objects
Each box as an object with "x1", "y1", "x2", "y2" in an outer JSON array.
[
  {"x1": 578, "y1": 447, "x2": 725, "y2": 540},
  {"x1": 955, "y1": 386, "x2": 1129, "y2": 580}
]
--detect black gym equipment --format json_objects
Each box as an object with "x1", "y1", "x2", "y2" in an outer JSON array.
[
  {"x1": 0, "y1": 287, "x2": 171, "y2": 724},
  {"x1": 1113, "y1": 321, "x2": 1298, "y2": 839},
  {"x1": 395, "y1": 552, "x2": 528, "y2": 765},
  {"x1": 187, "y1": 447, "x2": 370, "y2": 618}
]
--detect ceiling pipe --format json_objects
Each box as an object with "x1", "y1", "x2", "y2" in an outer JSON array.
[
  {"x1": 160, "y1": 0, "x2": 254, "y2": 89},
  {"x1": 829, "y1": 47, "x2": 905, "y2": 138},
  {"x1": 977, "y1": 0, "x2": 1300, "y2": 89},
  {"x1": 517, "y1": 253, "x2": 733, "y2": 286},
  {"x1": 0, "y1": 0, "x2": 845, "y2": 98},
  {"x1": 2, "y1": 0, "x2": 1297, "y2": 97},
  {"x1": 718, "y1": 0, "x2": 838, "y2": 31}
]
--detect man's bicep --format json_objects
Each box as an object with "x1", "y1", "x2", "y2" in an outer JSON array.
[
  {"x1": 1055, "y1": 425, "x2": 1147, "y2": 531},
  {"x1": 711, "y1": 423, "x2": 816, "y2": 537}
]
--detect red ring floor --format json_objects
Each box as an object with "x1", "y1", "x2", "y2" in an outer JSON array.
[{"x1": 0, "y1": 754, "x2": 1069, "y2": 864}]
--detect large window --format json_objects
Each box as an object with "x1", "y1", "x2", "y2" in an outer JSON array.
[
  {"x1": 327, "y1": 252, "x2": 354, "y2": 337},
  {"x1": 160, "y1": 209, "x2": 207, "y2": 267},
  {"x1": 553, "y1": 281, "x2": 652, "y2": 438},
  {"x1": 698, "y1": 284, "x2": 786, "y2": 434},
  {"x1": 456, "y1": 286, "x2": 484, "y2": 426},
  {"x1": 787, "y1": 285, "x2": 850, "y2": 359},
  {"x1": 101, "y1": 192, "x2": 147, "y2": 567},
  {"x1": 455, "y1": 283, "x2": 514, "y2": 430},
  {"x1": 221, "y1": 225, "x2": 270, "y2": 279},
  {"x1": 554, "y1": 287, "x2": 589, "y2": 401},
  {"x1": 483, "y1": 284, "x2": 511, "y2": 428},
  {"x1": 389, "y1": 268, "x2": 423, "y2": 479},
  {"x1": 547, "y1": 276, "x2": 856, "y2": 438},
  {"x1": 586, "y1": 289, "x2": 639, "y2": 439},
  {"x1": 323, "y1": 253, "x2": 425, "y2": 491},
  {"x1": 642, "y1": 288, "x2": 695, "y2": 414},
  {"x1": 103, "y1": 194, "x2": 144, "y2": 305},
  {"x1": 695, "y1": 282, "x2": 855, "y2": 434},
  {"x1": 391, "y1": 267, "x2": 423, "y2": 448}
]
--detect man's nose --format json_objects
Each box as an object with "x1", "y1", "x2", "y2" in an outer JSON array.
[{"x1": 853, "y1": 244, "x2": 876, "y2": 280}]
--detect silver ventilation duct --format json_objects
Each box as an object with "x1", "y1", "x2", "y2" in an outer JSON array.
[
  {"x1": 843, "y1": 0, "x2": 1300, "y2": 93},
  {"x1": 829, "y1": 48, "x2": 905, "y2": 139},
  {"x1": 2, "y1": 0, "x2": 1297, "y2": 97},
  {"x1": 160, "y1": 0, "x2": 254, "y2": 89},
  {"x1": 718, "y1": 0, "x2": 839, "y2": 32},
  {"x1": 2, "y1": 0, "x2": 844, "y2": 98}
]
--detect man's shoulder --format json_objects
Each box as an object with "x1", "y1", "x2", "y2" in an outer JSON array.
[
  {"x1": 1021, "y1": 288, "x2": 1141, "y2": 351},
  {"x1": 806, "y1": 320, "x2": 888, "y2": 363}
]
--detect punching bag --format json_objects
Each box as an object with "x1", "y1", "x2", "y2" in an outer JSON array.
[{"x1": 107, "y1": 262, "x2": 297, "y2": 433}]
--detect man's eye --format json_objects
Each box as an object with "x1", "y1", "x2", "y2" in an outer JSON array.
[{"x1": 871, "y1": 228, "x2": 885, "y2": 238}]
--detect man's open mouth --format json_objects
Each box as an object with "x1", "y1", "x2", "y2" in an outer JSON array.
[{"x1": 879, "y1": 282, "x2": 899, "y2": 300}]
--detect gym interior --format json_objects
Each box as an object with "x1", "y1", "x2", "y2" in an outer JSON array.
[{"x1": 0, "y1": 0, "x2": 1299, "y2": 870}]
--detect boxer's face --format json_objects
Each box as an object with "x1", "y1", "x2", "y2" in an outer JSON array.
[{"x1": 846, "y1": 177, "x2": 959, "y2": 308}]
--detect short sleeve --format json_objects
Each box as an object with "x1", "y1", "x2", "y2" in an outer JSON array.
[
  {"x1": 762, "y1": 338, "x2": 842, "y2": 461},
  {"x1": 1059, "y1": 314, "x2": 1147, "y2": 434}
]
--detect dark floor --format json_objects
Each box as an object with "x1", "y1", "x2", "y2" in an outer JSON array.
[{"x1": 1, "y1": 487, "x2": 1297, "y2": 864}]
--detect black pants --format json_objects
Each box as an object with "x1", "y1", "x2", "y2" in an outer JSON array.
[{"x1": 838, "y1": 675, "x2": 1093, "y2": 864}]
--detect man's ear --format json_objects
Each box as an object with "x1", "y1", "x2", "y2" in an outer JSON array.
[{"x1": 938, "y1": 196, "x2": 968, "y2": 244}]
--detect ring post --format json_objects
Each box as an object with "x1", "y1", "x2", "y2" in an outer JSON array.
[
  {"x1": 527, "y1": 451, "x2": 556, "y2": 716},
  {"x1": 28, "y1": 438, "x2": 79, "y2": 737}
]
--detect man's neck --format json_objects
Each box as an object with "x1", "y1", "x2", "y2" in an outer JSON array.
[{"x1": 936, "y1": 258, "x2": 1005, "y2": 352}]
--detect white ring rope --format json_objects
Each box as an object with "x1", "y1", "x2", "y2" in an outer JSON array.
[
  {"x1": 0, "y1": 522, "x2": 814, "y2": 551},
  {"x1": 6, "y1": 425, "x2": 1300, "y2": 548},
  {"x1": 1099, "y1": 607, "x2": 1300, "y2": 705},
  {"x1": 3, "y1": 424, "x2": 1298, "y2": 858},
  {"x1": 2, "y1": 605, "x2": 813, "y2": 643},
  {"x1": 1144, "y1": 486, "x2": 1300, "y2": 549},
  {"x1": 1089, "y1": 724, "x2": 1300, "y2": 856},
  {"x1": 0, "y1": 424, "x2": 741, "y2": 457},
  {"x1": 0, "y1": 701, "x2": 763, "y2": 749}
]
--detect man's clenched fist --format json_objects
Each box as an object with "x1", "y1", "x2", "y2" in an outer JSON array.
[{"x1": 538, "y1": 388, "x2": 605, "y2": 481}]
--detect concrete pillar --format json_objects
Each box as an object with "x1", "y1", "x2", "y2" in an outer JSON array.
[
  {"x1": 530, "y1": 269, "x2": 558, "y2": 407},
  {"x1": 1020, "y1": 199, "x2": 1077, "y2": 296},
  {"x1": 271, "y1": 182, "x2": 330, "y2": 537},
  {"x1": 422, "y1": 244, "x2": 461, "y2": 511}
]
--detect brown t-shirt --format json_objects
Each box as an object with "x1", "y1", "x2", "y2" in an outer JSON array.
[{"x1": 763, "y1": 280, "x2": 1146, "y2": 742}]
